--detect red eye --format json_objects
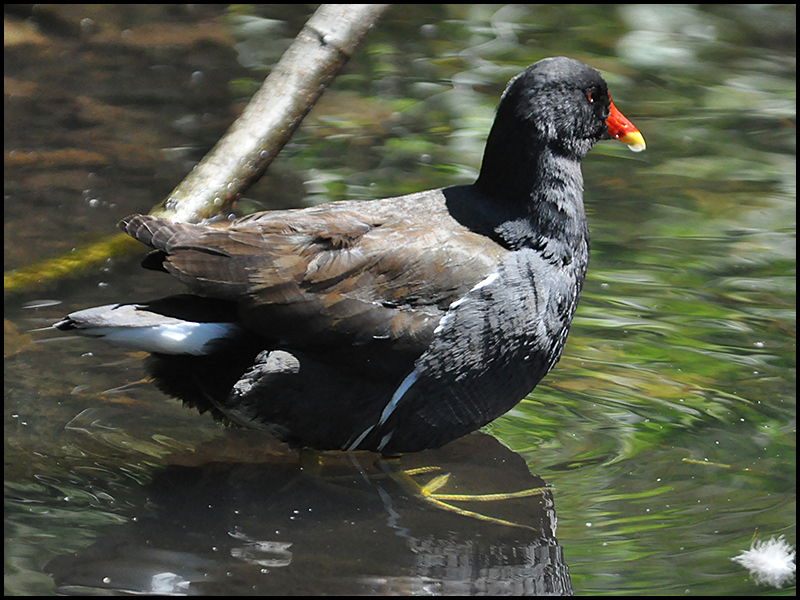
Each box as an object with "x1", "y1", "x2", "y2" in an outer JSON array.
[{"x1": 587, "y1": 91, "x2": 595, "y2": 103}]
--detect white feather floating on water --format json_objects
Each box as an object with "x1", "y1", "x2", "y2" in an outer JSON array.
[{"x1": 731, "y1": 535, "x2": 796, "y2": 589}]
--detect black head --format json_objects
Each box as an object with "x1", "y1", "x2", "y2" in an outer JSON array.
[
  {"x1": 497, "y1": 56, "x2": 612, "y2": 158},
  {"x1": 474, "y1": 57, "x2": 623, "y2": 203}
]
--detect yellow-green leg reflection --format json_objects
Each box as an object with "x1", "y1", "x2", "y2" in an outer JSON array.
[{"x1": 381, "y1": 460, "x2": 549, "y2": 531}]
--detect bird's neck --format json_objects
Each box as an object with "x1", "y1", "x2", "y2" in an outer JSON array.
[{"x1": 474, "y1": 129, "x2": 589, "y2": 263}]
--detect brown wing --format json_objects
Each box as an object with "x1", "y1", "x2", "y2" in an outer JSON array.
[{"x1": 119, "y1": 193, "x2": 505, "y2": 351}]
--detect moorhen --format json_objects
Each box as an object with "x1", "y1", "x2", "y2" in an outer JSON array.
[{"x1": 56, "y1": 57, "x2": 645, "y2": 454}]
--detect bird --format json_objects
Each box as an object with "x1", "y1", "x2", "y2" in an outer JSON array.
[{"x1": 56, "y1": 56, "x2": 645, "y2": 455}]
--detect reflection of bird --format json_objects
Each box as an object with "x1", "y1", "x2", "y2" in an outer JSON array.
[{"x1": 56, "y1": 57, "x2": 645, "y2": 454}]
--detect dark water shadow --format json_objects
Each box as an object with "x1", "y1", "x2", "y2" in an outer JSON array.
[{"x1": 45, "y1": 432, "x2": 572, "y2": 595}]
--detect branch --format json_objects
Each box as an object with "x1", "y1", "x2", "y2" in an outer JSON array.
[{"x1": 156, "y1": 4, "x2": 390, "y2": 223}]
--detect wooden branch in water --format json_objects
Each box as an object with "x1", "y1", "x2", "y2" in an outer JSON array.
[{"x1": 156, "y1": 4, "x2": 390, "y2": 223}]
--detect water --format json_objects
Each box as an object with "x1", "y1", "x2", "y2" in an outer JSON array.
[{"x1": 5, "y1": 4, "x2": 795, "y2": 595}]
